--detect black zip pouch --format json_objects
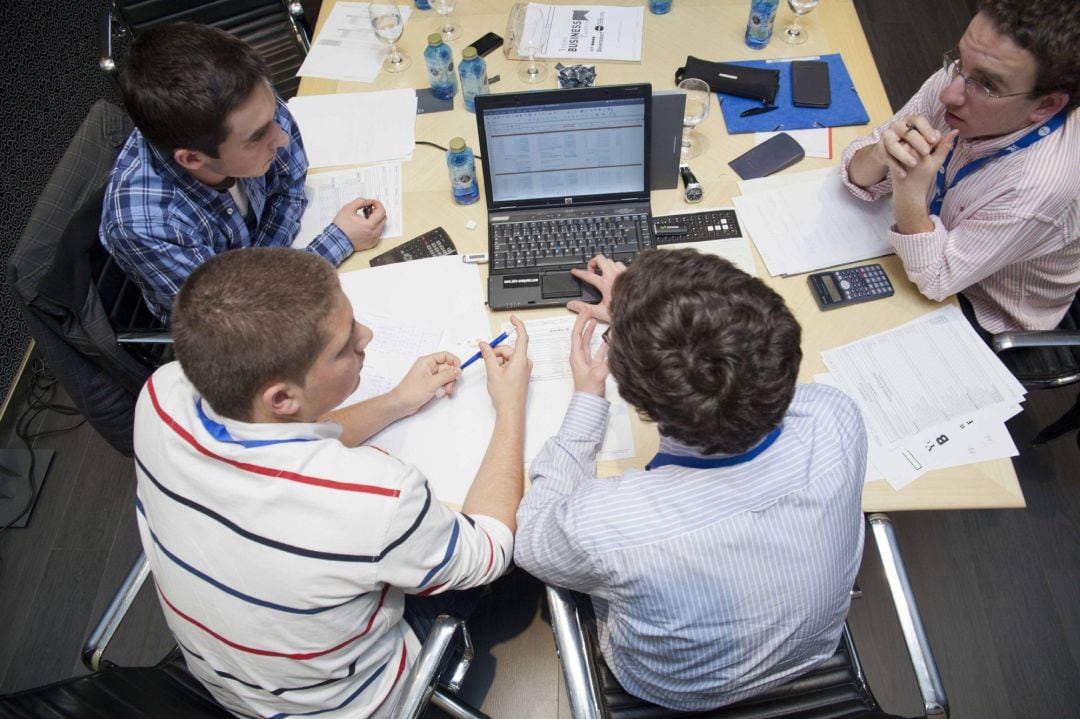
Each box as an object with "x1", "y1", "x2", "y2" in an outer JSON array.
[{"x1": 675, "y1": 56, "x2": 780, "y2": 105}]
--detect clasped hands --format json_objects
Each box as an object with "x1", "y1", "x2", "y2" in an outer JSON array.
[{"x1": 875, "y1": 115, "x2": 960, "y2": 193}]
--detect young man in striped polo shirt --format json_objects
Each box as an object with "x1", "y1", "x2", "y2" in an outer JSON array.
[
  {"x1": 133, "y1": 247, "x2": 531, "y2": 718},
  {"x1": 843, "y1": 0, "x2": 1079, "y2": 333},
  {"x1": 517, "y1": 250, "x2": 868, "y2": 711}
]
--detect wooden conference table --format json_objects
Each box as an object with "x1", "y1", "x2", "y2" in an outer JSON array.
[{"x1": 300, "y1": 0, "x2": 1024, "y2": 512}]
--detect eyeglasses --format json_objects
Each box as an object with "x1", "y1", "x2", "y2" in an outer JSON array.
[{"x1": 942, "y1": 49, "x2": 1034, "y2": 100}]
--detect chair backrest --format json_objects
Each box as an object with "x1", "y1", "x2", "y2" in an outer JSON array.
[
  {"x1": 7, "y1": 99, "x2": 164, "y2": 456},
  {"x1": 111, "y1": 0, "x2": 309, "y2": 99}
]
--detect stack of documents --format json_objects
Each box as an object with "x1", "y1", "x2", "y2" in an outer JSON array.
[
  {"x1": 818, "y1": 306, "x2": 1026, "y2": 490},
  {"x1": 297, "y1": 2, "x2": 414, "y2": 84},
  {"x1": 731, "y1": 167, "x2": 894, "y2": 276},
  {"x1": 335, "y1": 257, "x2": 634, "y2": 505},
  {"x1": 287, "y1": 89, "x2": 417, "y2": 168}
]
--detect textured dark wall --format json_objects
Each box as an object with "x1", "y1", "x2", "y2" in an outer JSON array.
[{"x1": 0, "y1": 2, "x2": 123, "y2": 408}]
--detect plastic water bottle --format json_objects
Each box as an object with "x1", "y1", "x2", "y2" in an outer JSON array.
[
  {"x1": 649, "y1": 0, "x2": 673, "y2": 13},
  {"x1": 459, "y1": 46, "x2": 489, "y2": 113},
  {"x1": 446, "y1": 138, "x2": 480, "y2": 205},
  {"x1": 424, "y1": 33, "x2": 457, "y2": 101},
  {"x1": 745, "y1": 0, "x2": 779, "y2": 49},
  {"x1": 414, "y1": 0, "x2": 430, "y2": 9}
]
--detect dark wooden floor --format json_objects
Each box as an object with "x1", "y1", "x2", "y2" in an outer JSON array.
[{"x1": 3, "y1": 1, "x2": 1079, "y2": 717}]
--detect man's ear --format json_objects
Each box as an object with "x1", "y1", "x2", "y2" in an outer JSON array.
[
  {"x1": 173, "y1": 148, "x2": 208, "y2": 172},
  {"x1": 1028, "y1": 91, "x2": 1068, "y2": 125},
  {"x1": 255, "y1": 380, "x2": 305, "y2": 421}
]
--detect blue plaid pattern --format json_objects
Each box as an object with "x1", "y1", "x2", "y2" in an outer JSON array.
[{"x1": 99, "y1": 98, "x2": 353, "y2": 321}]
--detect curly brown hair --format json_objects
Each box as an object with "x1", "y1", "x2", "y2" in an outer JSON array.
[
  {"x1": 978, "y1": 0, "x2": 1079, "y2": 109},
  {"x1": 607, "y1": 249, "x2": 802, "y2": 455},
  {"x1": 172, "y1": 248, "x2": 340, "y2": 421}
]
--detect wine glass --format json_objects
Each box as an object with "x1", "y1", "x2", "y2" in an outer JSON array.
[
  {"x1": 514, "y1": 5, "x2": 549, "y2": 84},
  {"x1": 432, "y1": 0, "x2": 462, "y2": 41},
  {"x1": 370, "y1": 3, "x2": 410, "y2": 73},
  {"x1": 678, "y1": 78, "x2": 711, "y2": 159},
  {"x1": 782, "y1": 0, "x2": 820, "y2": 45}
]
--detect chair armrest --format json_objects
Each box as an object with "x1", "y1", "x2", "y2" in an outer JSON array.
[
  {"x1": 81, "y1": 551, "x2": 151, "y2": 671},
  {"x1": 116, "y1": 331, "x2": 173, "y2": 345},
  {"x1": 545, "y1": 585, "x2": 604, "y2": 719},
  {"x1": 394, "y1": 614, "x2": 487, "y2": 719},
  {"x1": 98, "y1": 7, "x2": 117, "y2": 73},
  {"x1": 867, "y1": 514, "x2": 949, "y2": 719},
  {"x1": 992, "y1": 330, "x2": 1080, "y2": 354}
]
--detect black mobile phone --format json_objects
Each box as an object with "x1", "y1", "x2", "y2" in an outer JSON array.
[
  {"x1": 727, "y1": 132, "x2": 805, "y2": 180},
  {"x1": 469, "y1": 32, "x2": 504, "y2": 58},
  {"x1": 808, "y1": 264, "x2": 894, "y2": 310},
  {"x1": 791, "y1": 60, "x2": 831, "y2": 108}
]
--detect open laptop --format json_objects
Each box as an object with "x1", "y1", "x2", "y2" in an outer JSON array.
[{"x1": 474, "y1": 84, "x2": 654, "y2": 310}]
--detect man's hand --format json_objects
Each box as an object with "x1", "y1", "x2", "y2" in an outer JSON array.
[
  {"x1": 566, "y1": 254, "x2": 626, "y2": 324},
  {"x1": 480, "y1": 315, "x2": 531, "y2": 415},
  {"x1": 333, "y1": 197, "x2": 387, "y2": 251},
  {"x1": 569, "y1": 309, "x2": 609, "y2": 397},
  {"x1": 887, "y1": 127, "x2": 958, "y2": 234},
  {"x1": 849, "y1": 114, "x2": 942, "y2": 188},
  {"x1": 388, "y1": 351, "x2": 461, "y2": 416}
]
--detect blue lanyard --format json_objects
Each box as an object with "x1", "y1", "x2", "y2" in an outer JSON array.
[
  {"x1": 929, "y1": 109, "x2": 1067, "y2": 217},
  {"x1": 646, "y1": 425, "x2": 782, "y2": 471}
]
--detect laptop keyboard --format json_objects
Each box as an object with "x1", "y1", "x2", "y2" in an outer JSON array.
[{"x1": 491, "y1": 214, "x2": 652, "y2": 272}]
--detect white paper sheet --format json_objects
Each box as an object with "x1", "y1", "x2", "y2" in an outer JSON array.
[
  {"x1": 731, "y1": 167, "x2": 894, "y2": 276},
  {"x1": 294, "y1": 164, "x2": 404, "y2": 249},
  {"x1": 297, "y1": 2, "x2": 414, "y2": 84},
  {"x1": 754, "y1": 128, "x2": 833, "y2": 159},
  {"x1": 820, "y1": 306, "x2": 1026, "y2": 450},
  {"x1": 654, "y1": 207, "x2": 759, "y2": 277},
  {"x1": 520, "y1": 4, "x2": 644, "y2": 62},
  {"x1": 287, "y1": 90, "x2": 416, "y2": 168}
]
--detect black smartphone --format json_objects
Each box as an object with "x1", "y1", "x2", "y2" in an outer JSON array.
[
  {"x1": 791, "y1": 60, "x2": 831, "y2": 108},
  {"x1": 728, "y1": 133, "x2": 805, "y2": 180},
  {"x1": 469, "y1": 32, "x2": 504, "y2": 58}
]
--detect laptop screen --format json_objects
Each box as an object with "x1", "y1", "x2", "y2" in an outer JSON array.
[{"x1": 477, "y1": 88, "x2": 649, "y2": 207}]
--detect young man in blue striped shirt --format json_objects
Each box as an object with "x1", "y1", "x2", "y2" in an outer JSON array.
[
  {"x1": 100, "y1": 22, "x2": 386, "y2": 322},
  {"x1": 516, "y1": 249, "x2": 868, "y2": 711},
  {"x1": 134, "y1": 247, "x2": 531, "y2": 717}
]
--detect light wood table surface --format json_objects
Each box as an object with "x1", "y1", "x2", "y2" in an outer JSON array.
[{"x1": 300, "y1": 0, "x2": 1024, "y2": 511}]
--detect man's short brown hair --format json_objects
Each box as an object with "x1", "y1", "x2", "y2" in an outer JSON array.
[
  {"x1": 607, "y1": 250, "x2": 802, "y2": 454},
  {"x1": 978, "y1": 0, "x2": 1079, "y2": 110},
  {"x1": 172, "y1": 248, "x2": 341, "y2": 420}
]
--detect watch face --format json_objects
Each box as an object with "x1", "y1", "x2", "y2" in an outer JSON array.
[{"x1": 685, "y1": 185, "x2": 703, "y2": 202}]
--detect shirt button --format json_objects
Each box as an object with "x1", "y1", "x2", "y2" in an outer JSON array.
[{"x1": 226, "y1": 208, "x2": 234, "y2": 215}]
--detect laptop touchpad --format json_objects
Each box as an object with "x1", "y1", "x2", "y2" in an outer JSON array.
[{"x1": 541, "y1": 272, "x2": 582, "y2": 299}]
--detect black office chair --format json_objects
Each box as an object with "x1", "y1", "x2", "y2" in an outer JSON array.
[
  {"x1": 7, "y1": 99, "x2": 169, "y2": 457},
  {"x1": 991, "y1": 294, "x2": 1080, "y2": 447},
  {"x1": 98, "y1": 0, "x2": 311, "y2": 100},
  {"x1": 0, "y1": 549, "x2": 488, "y2": 718},
  {"x1": 546, "y1": 514, "x2": 948, "y2": 719}
]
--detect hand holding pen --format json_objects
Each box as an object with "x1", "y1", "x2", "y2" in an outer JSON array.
[{"x1": 333, "y1": 197, "x2": 386, "y2": 252}]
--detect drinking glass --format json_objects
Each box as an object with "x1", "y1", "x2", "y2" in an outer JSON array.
[
  {"x1": 370, "y1": 3, "x2": 410, "y2": 72},
  {"x1": 678, "y1": 78, "x2": 711, "y2": 159},
  {"x1": 432, "y1": 0, "x2": 462, "y2": 42},
  {"x1": 781, "y1": 0, "x2": 820, "y2": 45},
  {"x1": 514, "y1": 5, "x2": 548, "y2": 84}
]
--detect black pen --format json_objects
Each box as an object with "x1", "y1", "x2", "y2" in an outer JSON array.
[
  {"x1": 361, "y1": 204, "x2": 374, "y2": 218},
  {"x1": 740, "y1": 105, "x2": 779, "y2": 118}
]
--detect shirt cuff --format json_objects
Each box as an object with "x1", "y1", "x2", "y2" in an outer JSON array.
[
  {"x1": 559, "y1": 392, "x2": 610, "y2": 442},
  {"x1": 840, "y1": 134, "x2": 893, "y2": 201},
  {"x1": 889, "y1": 214, "x2": 947, "y2": 269},
  {"x1": 307, "y1": 223, "x2": 355, "y2": 266}
]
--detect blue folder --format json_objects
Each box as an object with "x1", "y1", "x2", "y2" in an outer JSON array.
[{"x1": 717, "y1": 53, "x2": 869, "y2": 134}]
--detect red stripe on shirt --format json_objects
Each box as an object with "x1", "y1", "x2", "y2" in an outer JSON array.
[
  {"x1": 147, "y1": 375, "x2": 400, "y2": 497},
  {"x1": 157, "y1": 583, "x2": 391, "y2": 660},
  {"x1": 416, "y1": 582, "x2": 448, "y2": 597},
  {"x1": 483, "y1": 530, "x2": 495, "y2": 575}
]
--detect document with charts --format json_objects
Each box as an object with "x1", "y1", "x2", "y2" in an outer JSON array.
[
  {"x1": 294, "y1": 164, "x2": 404, "y2": 249},
  {"x1": 519, "y1": 3, "x2": 644, "y2": 62}
]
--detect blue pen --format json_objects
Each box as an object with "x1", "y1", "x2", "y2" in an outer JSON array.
[{"x1": 461, "y1": 328, "x2": 515, "y2": 370}]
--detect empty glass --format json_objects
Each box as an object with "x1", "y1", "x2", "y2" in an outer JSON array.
[
  {"x1": 432, "y1": 0, "x2": 462, "y2": 42},
  {"x1": 678, "y1": 78, "x2": 711, "y2": 159},
  {"x1": 370, "y1": 3, "x2": 410, "y2": 72},
  {"x1": 514, "y1": 5, "x2": 548, "y2": 84},
  {"x1": 781, "y1": 0, "x2": 820, "y2": 45}
]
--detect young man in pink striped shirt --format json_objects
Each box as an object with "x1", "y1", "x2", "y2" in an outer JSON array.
[{"x1": 842, "y1": 0, "x2": 1078, "y2": 332}]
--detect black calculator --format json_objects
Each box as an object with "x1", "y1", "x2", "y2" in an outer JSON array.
[
  {"x1": 808, "y1": 263, "x2": 894, "y2": 310},
  {"x1": 369, "y1": 227, "x2": 457, "y2": 267}
]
